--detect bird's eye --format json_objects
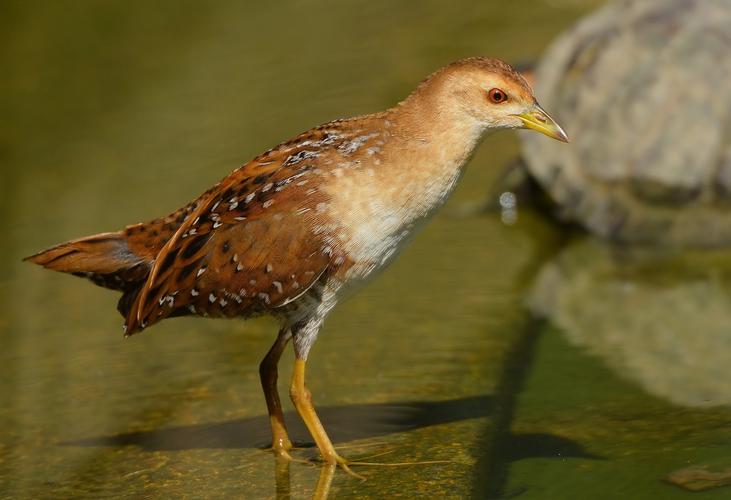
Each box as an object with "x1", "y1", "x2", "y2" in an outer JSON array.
[{"x1": 488, "y1": 88, "x2": 508, "y2": 104}]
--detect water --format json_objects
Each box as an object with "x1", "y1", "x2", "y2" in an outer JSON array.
[{"x1": 2, "y1": 1, "x2": 730, "y2": 498}]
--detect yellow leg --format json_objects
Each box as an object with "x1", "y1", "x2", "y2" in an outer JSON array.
[
  {"x1": 259, "y1": 329, "x2": 293, "y2": 456},
  {"x1": 289, "y1": 359, "x2": 360, "y2": 476}
]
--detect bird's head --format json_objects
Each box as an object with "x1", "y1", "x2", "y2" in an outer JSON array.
[{"x1": 416, "y1": 57, "x2": 569, "y2": 143}]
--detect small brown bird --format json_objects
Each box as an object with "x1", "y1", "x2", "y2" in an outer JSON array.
[{"x1": 26, "y1": 57, "x2": 567, "y2": 473}]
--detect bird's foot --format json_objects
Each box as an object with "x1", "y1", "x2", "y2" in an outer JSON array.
[
  {"x1": 262, "y1": 436, "x2": 304, "y2": 462},
  {"x1": 319, "y1": 449, "x2": 450, "y2": 480},
  {"x1": 335, "y1": 445, "x2": 452, "y2": 470},
  {"x1": 265, "y1": 446, "x2": 314, "y2": 467},
  {"x1": 323, "y1": 453, "x2": 366, "y2": 480},
  {"x1": 264, "y1": 445, "x2": 293, "y2": 460}
]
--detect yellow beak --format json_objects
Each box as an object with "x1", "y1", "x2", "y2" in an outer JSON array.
[{"x1": 514, "y1": 104, "x2": 569, "y2": 143}]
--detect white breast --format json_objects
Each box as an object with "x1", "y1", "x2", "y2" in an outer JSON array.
[{"x1": 327, "y1": 157, "x2": 466, "y2": 286}]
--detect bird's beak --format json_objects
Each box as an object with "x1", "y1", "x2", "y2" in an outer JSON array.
[{"x1": 514, "y1": 104, "x2": 569, "y2": 143}]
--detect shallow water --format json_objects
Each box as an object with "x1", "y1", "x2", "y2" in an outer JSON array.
[{"x1": 2, "y1": 1, "x2": 730, "y2": 498}]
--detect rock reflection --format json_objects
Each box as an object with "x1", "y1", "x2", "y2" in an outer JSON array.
[{"x1": 527, "y1": 237, "x2": 731, "y2": 407}]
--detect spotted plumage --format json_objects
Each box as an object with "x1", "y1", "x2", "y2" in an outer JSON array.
[
  {"x1": 127, "y1": 121, "x2": 393, "y2": 333},
  {"x1": 25, "y1": 57, "x2": 568, "y2": 471}
]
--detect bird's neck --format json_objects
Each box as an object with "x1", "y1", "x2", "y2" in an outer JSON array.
[
  {"x1": 392, "y1": 82, "x2": 487, "y2": 152},
  {"x1": 391, "y1": 79, "x2": 487, "y2": 170},
  {"x1": 322, "y1": 93, "x2": 488, "y2": 276},
  {"x1": 371, "y1": 90, "x2": 487, "y2": 217}
]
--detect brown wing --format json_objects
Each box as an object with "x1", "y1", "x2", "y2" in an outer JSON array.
[
  {"x1": 123, "y1": 197, "x2": 205, "y2": 261},
  {"x1": 124, "y1": 128, "x2": 346, "y2": 334}
]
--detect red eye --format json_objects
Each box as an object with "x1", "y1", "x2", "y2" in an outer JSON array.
[{"x1": 488, "y1": 88, "x2": 508, "y2": 104}]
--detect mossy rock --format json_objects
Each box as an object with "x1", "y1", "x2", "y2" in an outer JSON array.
[{"x1": 521, "y1": 0, "x2": 731, "y2": 247}]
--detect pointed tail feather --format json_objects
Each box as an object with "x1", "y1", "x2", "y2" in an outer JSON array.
[{"x1": 24, "y1": 231, "x2": 150, "y2": 291}]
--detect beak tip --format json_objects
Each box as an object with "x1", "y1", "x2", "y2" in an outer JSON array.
[
  {"x1": 548, "y1": 120, "x2": 570, "y2": 143},
  {"x1": 555, "y1": 124, "x2": 570, "y2": 143}
]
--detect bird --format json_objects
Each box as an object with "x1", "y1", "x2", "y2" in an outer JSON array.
[{"x1": 25, "y1": 57, "x2": 568, "y2": 474}]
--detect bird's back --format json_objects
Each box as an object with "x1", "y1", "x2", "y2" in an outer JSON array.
[{"x1": 26, "y1": 114, "x2": 389, "y2": 334}]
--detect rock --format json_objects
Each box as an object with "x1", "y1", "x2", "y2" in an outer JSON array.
[{"x1": 521, "y1": 0, "x2": 731, "y2": 247}]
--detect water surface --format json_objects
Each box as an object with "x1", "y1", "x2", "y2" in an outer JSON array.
[{"x1": 3, "y1": 1, "x2": 730, "y2": 498}]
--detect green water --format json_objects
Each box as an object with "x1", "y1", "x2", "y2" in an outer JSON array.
[{"x1": 3, "y1": 1, "x2": 730, "y2": 498}]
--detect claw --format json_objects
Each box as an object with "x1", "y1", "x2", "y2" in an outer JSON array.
[{"x1": 334, "y1": 455, "x2": 366, "y2": 480}]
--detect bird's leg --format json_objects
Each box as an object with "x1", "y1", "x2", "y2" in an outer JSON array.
[
  {"x1": 289, "y1": 358, "x2": 360, "y2": 476},
  {"x1": 259, "y1": 327, "x2": 294, "y2": 456}
]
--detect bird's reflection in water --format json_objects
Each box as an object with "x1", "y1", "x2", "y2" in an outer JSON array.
[
  {"x1": 313, "y1": 465, "x2": 336, "y2": 500},
  {"x1": 274, "y1": 458, "x2": 335, "y2": 500},
  {"x1": 274, "y1": 457, "x2": 292, "y2": 499},
  {"x1": 274, "y1": 458, "x2": 291, "y2": 499}
]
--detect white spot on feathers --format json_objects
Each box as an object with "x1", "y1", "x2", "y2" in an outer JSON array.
[{"x1": 339, "y1": 133, "x2": 378, "y2": 155}]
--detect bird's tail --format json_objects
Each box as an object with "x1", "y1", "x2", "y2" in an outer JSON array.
[{"x1": 24, "y1": 231, "x2": 150, "y2": 293}]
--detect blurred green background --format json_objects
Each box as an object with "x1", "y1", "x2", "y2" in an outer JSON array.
[{"x1": 2, "y1": 1, "x2": 730, "y2": 498}]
